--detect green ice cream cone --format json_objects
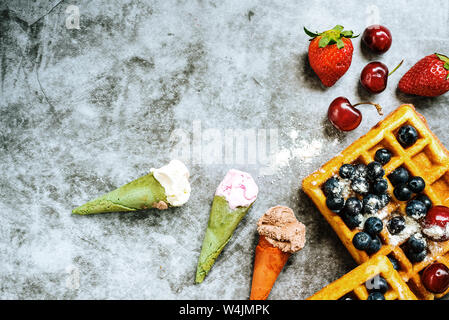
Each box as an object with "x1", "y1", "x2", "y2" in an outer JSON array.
[
  {"x1": 72, "y1": 173, "x2": 168, "y2": 215},
  {"x1": 195, "y1": 196, "x2": 253, "y2": 283}
]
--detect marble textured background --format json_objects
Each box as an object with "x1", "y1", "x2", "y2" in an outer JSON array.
[{"x1": 1, "y1": 0, "x2": 448, "y2": 299}]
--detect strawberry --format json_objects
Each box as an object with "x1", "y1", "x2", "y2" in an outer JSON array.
[
  {"x1": 304, "y1": 25, "x2": 358, "y2": 87},
  {"x1": 398, "y1": 53, "x2": 449, "y2": 97}
]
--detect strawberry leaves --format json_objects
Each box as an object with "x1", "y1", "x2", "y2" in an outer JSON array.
[
  {"x1": 435, "y1": 53, "x2": 449, "y2": 80},
  {"x1": 304, "y1": 25, "x2": 358, "y2": 49}
]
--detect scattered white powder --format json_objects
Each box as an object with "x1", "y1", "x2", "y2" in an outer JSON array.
[
  {"x1": 388, "y1": 216, "x2": 421, "y2": 246},
  {"x1": 338, "y1": 178, "x2": 354, "y2": 198},
  {"x1": 423, "y1": 224, "x2": 449, "y2": 241}
]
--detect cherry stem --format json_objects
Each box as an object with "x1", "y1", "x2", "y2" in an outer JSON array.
[
  {"x1": 353, "y1": 102, "x2": 384, "y2": 116},
  {"x1": 388, "y1": 60, "x2": 404, "y2": 77}
]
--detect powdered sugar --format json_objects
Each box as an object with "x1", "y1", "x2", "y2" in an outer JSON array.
[{"x1": 388, "y1": 216, "x2": 421, "y2": 246}]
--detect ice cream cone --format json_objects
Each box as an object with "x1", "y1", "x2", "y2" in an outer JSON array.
[
  {"x1": 72, "y1": 173, "x2": 168, "y2": 215},
  {"x1": 195, "y1": 169, "x2": 259, "y2": 284},
  {"x1": 72, "y1": 160, "x2": 191, "y2": 215},
  {"x1": 249, "y1": 205, "x2": 306, "y2": 300},
  {"x1": 250, "y1": 235, "x2": 290, "y2": 300}
]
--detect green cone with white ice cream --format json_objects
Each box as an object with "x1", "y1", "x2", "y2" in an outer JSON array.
[
  {"x1": 195, "y1": 169, "x2": 258, "y2": 283},
  {"x1": 72, "y1": 160, "x2": 191, "y2": 215}
]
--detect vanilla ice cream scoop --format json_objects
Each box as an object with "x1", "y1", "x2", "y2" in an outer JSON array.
[{"x1": 151, "y1": 159, "x2": 191, "y2": 207}]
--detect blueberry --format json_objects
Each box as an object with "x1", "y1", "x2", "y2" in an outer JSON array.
[
  {"x1": 367, "y1": 292, "x2": 385, "y2": 300},
  {"x1": 415, "y1": 194, "x2": 432, "y2": 210},
  {"x1": 366, "y1": 276, "x2": 388, "y2": 294},
  {"x1": 367, "y1": 161, "x2": 385, "y2": 181},
  {"x1": 379, "y1": 193, "x2": 390, "y2": 208},
  {"x1": 351, "y1": 177, "x2": 370, "y2": 195},
  {"x1": 363, "y1": 194, "x2": 382, "y2": 214},
  {"x1": 354, "y1": 163, "x2": 368, "y2": 179},
  {"x1": 341, "y1": 213, "x2": 363, "y2": 229},
  {"x1": 353, "y1": 232, "x2": 372, "y2": 250},
  {"x1": 407, "y1": 176, "x2": 425, "y2": 193},
  {"x1": 326, "y1": 195, "x2": 345, "y2": 213},
  {"x1": 397, "y1": 125, "x2": 418, "y2": 148},
  {"x1": 374, "y1": 148, "x2": 391, "y2": 165},
  {"x1": 388, "y1": 167, "x2": 409, "y2": 186},
  {"x1": 339, "y1": 295, "x2": 355, "y2": 300},
  {"x1": 393, "y1": 184, "x2": 412, "y2": 201},
  {"x1": 373, "y1": 179, "x2": 388, "y2": 195},
  {"x1": 387, "y1": 216, "x2": 405, "y2": 235},
  {"x1": 407, "y1": 234, "x2": 427, "y2": 253},
  {"x1": 364, "y1": 217, "x2": 383, "y2": 236},
  {"x1": 388, "y1": 256, "x2": 400, "y2": 270},
  {"x1": 405, "y1": 200, "x2": 427, "y2": 220},
  {"x1": 343, "y1": 197, "x2": 363, "y2": 216},
  {"x1": 366, "y1": 235, "x2": 382, "y2": 255},
  {"x1": 323, "y1": 177, "x2": 342, "y2": 197},
  {"x1": 339, "y1": 164, "x2": 355, "y2": 180},
  {"x1": 406, "y1": 249, "x2": 427, "y2": 263}
]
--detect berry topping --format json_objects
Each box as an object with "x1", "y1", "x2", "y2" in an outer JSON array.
[
  {"x1": 406, "y1": 249, "x2": 427, "y2": 263},
  {"x1": 374, "y1": 148, "x2": 391, "y2": 165},
  {"x1": 339, "y1": 294, "x2": 355, "y2": 300},
  {"x1": 366, "y1": 235, "x2": 382, "y2": 255},
  {"x1": 388, "y1": 256, "x2": 400, "y2": 270},
  {"x1": 406, "y1": 200, "x2": 428, "y2": 220},
  {"x1": 407, "y1": 233, "x2": 427, "y2": 253},
  {"x1": 367, "y1": 292, "x2": 385, "y2": 300},
  {"x1": 388, "y1": 167, "x2": 409, "y2": 186},
  {"x1": 407, "y1": 176, "x2": 426, "y2": 193},
  {"x1": 351, "y1": 177, "x2": 369, "y2": 195},
  {"x1": 387, "y1": 216, "x2": 406, "y2": 235},
  {"x1": 342, "y1": 213, "x2": 363, "y2": 229},
  {"x1": 353, "y1": 232, "x2": 372, "y2": 250},
  {"x1": 339, "y1": 164, "x2": 355, "y2": 180},
  {"x1": 421, "y1": 263, "x2": 449, "y2": 294},
  {"x1": 363, "y1": 194, "x2": 382, "y2": 214},
  {"x1": 343, "y1": 197, "x2": 363, "y2": 216},
  {"x1": 393, "y1": 184, "x2": 412, "y2": 201},
  {"x1": 366, "y1": 276, "x2": 389, "y2": 294},
  {"x1": 421, "y1": 206, "x2": 449, "y2": 242},
  {"x1": 362, "y1": 25, "x2": 392, "y2": 54},
  {"x1": 367, "y1": 161, "x2": 385, "y2": 181},
  {"x1": 364, "y1": 216, "x2": 383, "y2": 236},
  {"x1": 323, "y1": 177, "x2": 342, "y2": 196},
  {"x1": 373, "y1": 179, "x2": 388, "y2": 195},
  {"x1": 397, "y1": 125, "x2": 418, "y2": 148},
  {"x1": 379, "y1": 193, "x2": 390, "y2": 208},
  {"x1": 326, "y1": 195, "x2": 345, "y2": 213},
  {"x1": 415, "y1": 194, "x2": 432, "y2": 210},
  {"x1": 354, "y1": 164, "x2": 368, "y2": 178}
]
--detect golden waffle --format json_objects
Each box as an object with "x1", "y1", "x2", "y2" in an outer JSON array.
[
  {"x1": 307, "y1": 255, "x2": 417, "y2": 300},
  {"x1": 303, "y1": 104, "x2": 449, "y2": 300}
]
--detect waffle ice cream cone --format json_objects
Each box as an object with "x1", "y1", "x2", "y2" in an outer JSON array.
[
  {"x1": 195, "y1": 169, "x2": 258, "y2": 284},
  {"x1": 73, "y1": 160, "x2": 190, "y2": 215}
]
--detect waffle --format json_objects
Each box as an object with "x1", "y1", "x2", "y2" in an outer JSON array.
[
  {"x1": 303, "y1": 104, "x2": 449, "y2": 300},
  {"x1": 307, "y1": 255, "x2": 417, "y2": 300}
]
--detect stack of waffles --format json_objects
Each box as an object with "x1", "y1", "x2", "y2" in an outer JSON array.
[{"x1": 303, "y1": 104, "x2": 449, "y2": 300}]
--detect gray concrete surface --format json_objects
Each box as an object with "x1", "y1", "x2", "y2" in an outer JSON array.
[{"x1": 1, "y1": 0, "x2": 449, "y2": 299}]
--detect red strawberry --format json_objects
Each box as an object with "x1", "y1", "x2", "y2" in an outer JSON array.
[
  {"x1": 304, "y1": 25, "x2": 358, "y2": 87},
  {"x1": 398, "y1": 53, "x2": 449, "y2": 97}
]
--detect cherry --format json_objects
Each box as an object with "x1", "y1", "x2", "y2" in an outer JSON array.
[
  {"x1": 362, "y1": 25, "x2": 392, "y2": 54},
  {"x1": 360, "y1": 60, "x2": 403, "y2": 94},
  {"x1": 328, "y1": 97, "x2": 383, "y2": 131},
  {"x1": 421, "y1": 263, "x2": 449, "y2": 294},
  {"x1": 421, "y1": 205, "x2": 449, "y2": 242}
]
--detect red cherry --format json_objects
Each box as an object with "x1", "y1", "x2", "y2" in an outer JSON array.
[
  {"x1": 421, "y1": 263, "x2": 449, "y2": 294},
  {"x1": 328, "y1": 97, "x2": 383, "y2": 131},
  {"x1": 421, "y1": 205, "x2": 449, "y2": 241},
  {"x1": 360, "y1": 62, "x2": 389, "y2": 94},
  {"x1": 362, "y1": 25, "x2": 392, "y2": 54}
]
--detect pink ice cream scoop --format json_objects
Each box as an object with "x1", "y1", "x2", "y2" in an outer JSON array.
[{"x1": 215, "y1": 169, "x2": 259, "y2": 210}]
